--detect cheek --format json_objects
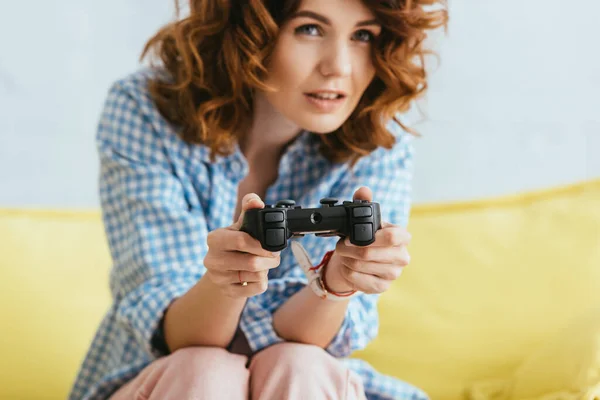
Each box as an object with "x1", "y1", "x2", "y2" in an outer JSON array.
[
  {"x1": 357, "y1": 59, "x2": 377, "y2": 92},
  {"x1": 267, "y1": 40, "x2": 312, "y2": 91}
]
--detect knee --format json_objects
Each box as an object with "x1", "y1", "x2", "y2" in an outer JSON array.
[
  {"x1": 249, "y1": 343, "x2": 367, "y2": 399},
  {"x1": 167, "y1": 346, "x2": 247, "y2": 377},
  {"x1": 251, "y1": 342, "x2": 340, "y2": 376}
]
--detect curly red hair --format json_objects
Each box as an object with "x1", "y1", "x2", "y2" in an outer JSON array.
[{"x1": 141, "y1": 0, "x2": 448, "y2": 164}]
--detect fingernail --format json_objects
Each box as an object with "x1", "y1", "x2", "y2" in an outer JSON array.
[{"x1": 272, "y1": 251, "x2": 281, "y2": 257}]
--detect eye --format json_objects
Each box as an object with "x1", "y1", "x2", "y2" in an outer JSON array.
[
  {"x1": 295, "y1": 24, "x2": 322, "y2": 37},
  {"x1": 353, "y1": 29, "x2": 375, "y2": 43}
]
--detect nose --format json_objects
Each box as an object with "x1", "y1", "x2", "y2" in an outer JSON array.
[{"x1": 319, "y1": 40, "x2": 352, "y2": 78}]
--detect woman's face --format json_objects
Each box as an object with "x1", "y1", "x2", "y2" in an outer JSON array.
[{"x1": 261, "y1": 0, "x2": 381, "y2": 134}]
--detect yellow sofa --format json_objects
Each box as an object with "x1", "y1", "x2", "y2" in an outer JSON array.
[{"x1": 2, "y1": 179, "x2": 600, "y2": 400}]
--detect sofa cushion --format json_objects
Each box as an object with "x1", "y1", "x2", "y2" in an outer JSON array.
[
  {"x1": 0, "y1": 210, "x2": 112, "y2": 400},
  {"x1": 355, "y1": 179, "x2": 600, "y2": 399}
]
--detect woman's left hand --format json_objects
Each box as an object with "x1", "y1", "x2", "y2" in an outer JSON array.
[{"x1": 325, "y1": 187, "x2": 412, "y2": 295}]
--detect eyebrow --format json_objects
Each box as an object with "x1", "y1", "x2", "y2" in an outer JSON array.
[{"x1": 290, "y1": 10, "x2": 380, "y2": 28}]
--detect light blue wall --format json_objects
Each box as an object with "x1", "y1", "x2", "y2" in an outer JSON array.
[{"x1": 0, "y1": 0, "x2": 598, "y2": 208}]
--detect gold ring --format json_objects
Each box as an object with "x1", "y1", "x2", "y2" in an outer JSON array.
[{"x1": 238, "y1": 271, "x2": 248, "y2": 286}]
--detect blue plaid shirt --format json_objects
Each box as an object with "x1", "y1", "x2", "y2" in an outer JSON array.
[{"x1": 69, "y1": 68, "x2": 427, "y2": 400}]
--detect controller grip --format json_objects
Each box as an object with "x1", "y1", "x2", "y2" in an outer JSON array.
[
  {"x1": 239, "y1": 209, "x2": 260, "y2": 240},
  {"x1": 240, "y1": 208, "x2": 289, "y2": 252}
]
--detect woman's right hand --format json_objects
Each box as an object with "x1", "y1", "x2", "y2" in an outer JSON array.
[{"x1": 204, "y1": 193, "x2": 281, "y2": 298}]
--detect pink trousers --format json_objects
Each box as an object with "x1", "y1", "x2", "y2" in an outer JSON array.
[{"x1": 110, "y1": 343, "x2": 367, "y2": 400}]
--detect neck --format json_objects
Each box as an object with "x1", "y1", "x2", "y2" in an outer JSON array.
[{"x1": 240, "y1": 92, "x2": 303, "y2": 170}]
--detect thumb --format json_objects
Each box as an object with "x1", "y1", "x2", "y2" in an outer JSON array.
[
  {"x1": 353, "y1": 186, "x2": 373, "y2": 202},
  {"x1": 232, "y1": 193, "x2": 265, "y2": 230}
]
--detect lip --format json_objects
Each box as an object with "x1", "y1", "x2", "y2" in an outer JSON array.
[
  {"x1": 307, "y1": 89, "x2": 348, "y2": 96},
  {"x1": 303, "y1": 91, "x2": 348, "y2": 113}
]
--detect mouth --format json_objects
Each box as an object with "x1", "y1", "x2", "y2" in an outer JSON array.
[
  {"x1": 304, "y1": 91, "x2": 347, "y2": 100},
  {"x1": 303, "y1": 91, "x2": 348, "y2": 112}
]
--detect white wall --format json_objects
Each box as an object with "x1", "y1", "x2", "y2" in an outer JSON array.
[
  {"x1": 0, "y1": 0, "x2": 598, "y2": 208},
  {"x1": 412, "y1": 1, "x2": 599, "y2": 202}
]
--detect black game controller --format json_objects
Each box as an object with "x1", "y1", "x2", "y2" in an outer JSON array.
[{"x1": 240, "y1": 198, "x2": 382, "y2": 252}]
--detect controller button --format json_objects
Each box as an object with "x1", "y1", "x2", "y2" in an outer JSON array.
[
  {"x1": 275, "y1": 200, "x2": 296, "y2": 208},
  {"x1": 319, "y1": 198, "x2": 338, "y2": 207},
  {"x1": 264, "y1": 212, "x2": 284, "y2": 223},
  {"x1": 266, "y1": 228, "x2": 286, "y2": 247},
  {"x1": 352, "y1": 206, "x2": 372, "y2": 218},
  {"x1": 354, "y1": 223, "x2": 373, "y2": 242}
]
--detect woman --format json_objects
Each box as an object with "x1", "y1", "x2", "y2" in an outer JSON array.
[{"x1": 69, "y1": 0, "x2": 447, "y2": 399}]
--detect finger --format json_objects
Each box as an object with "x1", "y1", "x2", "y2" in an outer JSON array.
[
  {"x1": 344, "y1": 225, "x2": 411, "y2": 248},
  {"x1": 338, "y1": 267, "x2": 392, "y2": 295},
  {"x1": 380, "y1": 220, "x2": 394, "y2": 229},
  {"x1": 336, "y1": 240, "x2": 410, "y2": 265},
  {"x1": 226, "y1": 280, "x2": 269, "y2": 297},
  {"x1": 372, "y1": 226, "x2": 412, "y2": 247},
  {"x1": 231, "y1": 193, "x2": 265, "y2": 230},
  {"x1": 234, "y1": 270, "x2": 269, "y2": 284},
  {"x1": 353, "y1": 186, "x2": 373, "y2": 202},
  {"x1": 206, "y1": 251, "x2": 280, "y2": 272},
  {"x1": 206, "y1": 269, "x2": 270, "y2": 287},
  {"x1": 240, "y1": 192, "x2": 265, "y2": 213},
  {"x1": 219, "y1": 230, "x2": 277, "y2": 258},
  {"x1": 339, "y1": 258, "x2": 405, "y2": 280}
]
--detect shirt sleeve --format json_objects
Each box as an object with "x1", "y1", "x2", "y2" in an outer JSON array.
[
  {"x1": 97, "y1": 81, "x2": 209, "y2": 358},
  {"x1": 239, "y1": 120, "x2": 415, "y2": 357}
]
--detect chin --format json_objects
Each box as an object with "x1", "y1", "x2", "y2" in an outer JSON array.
[{"x1": 295, "y1": 114, "x2": 348, "y2": 135}]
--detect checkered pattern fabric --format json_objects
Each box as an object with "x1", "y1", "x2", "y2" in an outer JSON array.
[{"x1": 68, "y1": 68, "x2": 427, "y2": 400}]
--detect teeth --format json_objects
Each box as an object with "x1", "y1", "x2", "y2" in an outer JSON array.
[{"x1": 310, "y1": 93, "x2": 340, "y2": 100}]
